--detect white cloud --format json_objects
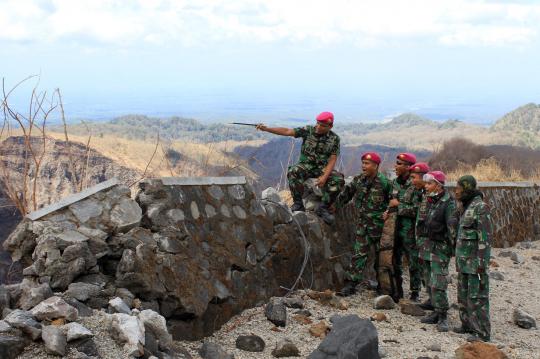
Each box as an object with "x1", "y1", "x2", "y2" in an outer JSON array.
[{"x1": 0, "y1": 0, "x2": 539, "y2": 47}]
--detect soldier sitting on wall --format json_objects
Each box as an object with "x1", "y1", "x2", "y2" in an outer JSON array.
[{"x1": 256, "y1": 112, "x2": 344, "y2": 224}]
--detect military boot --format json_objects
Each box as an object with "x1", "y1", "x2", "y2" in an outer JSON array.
[
  {"x1": 436, "y1": 312, "x2": 449, "y2": 332},
  {"x1": 337, "y1": 281, "x2": 358, "y2": 297},
  {"x1": 315, "y1": 203, "x2": 335, "y2": 225},
  {"x1": 420, "y1": 311, "x2": 439, "y2": 324},
  {"x1": 466, "y1": 334, "x2": 490, "y2": 342},
  {"x1": 419, "y1": 298, "x2": 434, "y2": 310},
  {"x1": 290, "y1": 198, "x2": 305, "y2": 212},
  {"x1": 410, "y1": 291, "x2": 420, "y2": 302},
  {"x1": 452, "y1": 325, "x2": 472, "y2": 334}
]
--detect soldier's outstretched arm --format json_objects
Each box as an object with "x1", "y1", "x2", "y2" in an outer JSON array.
[
  {"x1": 335, "y1": 176, "x2": 358, "y2": 209},
  {"x1": 256, "y1": 124, "x2": 295, "y2": 136}
]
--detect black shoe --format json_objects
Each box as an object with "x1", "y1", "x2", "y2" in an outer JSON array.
[
  {"x1": 410, "y1": 291, "x2": 420, "y2": 302},
  {"x1": 315, "y1": 204, "x2": 335, "y2": 225},
  {"x1": 436, "y1": 312, "x2": 449, "y2": 332},
  {"x1": 466, "y1": 334, "x2": 490, "y2": 342},
  {"x1": 452, "y1": 325, "x2": 472, "y2": 334},
  {"x1": 420, "y1": 311, "x2": 439, "y2": 324},
  {"x1": 291, "y1": 200, "x2": 305, "y2": 212},
  {"x1": 338, "y1": 282, "x2": 358, "y2": 297},
  {"x1": 419, "y1": 299, "x2": 434, "y2": 311}
]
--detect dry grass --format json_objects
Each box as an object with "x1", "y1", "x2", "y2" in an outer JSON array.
[{"x1": 446, "y1": 157, "x2": 540, "y2": 182}]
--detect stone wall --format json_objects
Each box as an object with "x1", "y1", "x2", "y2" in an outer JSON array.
[
  {"x1": 2, "y1": 177, "x2": 354, "y2": 341},
  {"x1": 447, "y1": 182, "x2": 540, "y2": 247}
]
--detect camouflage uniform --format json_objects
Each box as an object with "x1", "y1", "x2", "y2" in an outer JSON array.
[
  {"x1": 425, "y1": 190, "x2": 457, "y2": 314},
  {"x1": 391, "y1": 176, "x2": 422, "y2": 298},
  {"x1": 414, "y1": 188, "x2": 432, "y2": 300},
  {"x1": 288, "y1": 125, "x2": 344, "y2": 205},
  {"x1": 456, "y1": 194, "x2": 492, "y2": 341},
  {"x1": 335, "y1": 172, "x2": 391, "y2": 283}
]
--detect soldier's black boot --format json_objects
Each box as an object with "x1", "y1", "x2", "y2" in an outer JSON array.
[
  {"x1": 290, "y1": 198, "x2": 305, "y2": 212},
  {"x1": 419, "y1": 298, "x2": 434, "y2": 310},
  {"x1": 315, "y1": 203, "x2": 334, "y2": 225},
  {"x1": 452, "y1": 325, "x2": 472, "y2": 334},
  {"x1": 420, "y1": 311, "x2": 439, "y2": 324},
  {"x1": 466, "y1": 333, "x2": 490, "y2": 342},
  {"x1": 338, "y1": 281, "x2": 358, "y2": 297},
  {"x1": 436, "y1": 312, "x2": 449, "y2": 332},
  {"x1": 410, "y1": 291, "x2": 420, "y2": 302}
]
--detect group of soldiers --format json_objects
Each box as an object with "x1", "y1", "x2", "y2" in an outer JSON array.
[{"x1": 256, "y1": 111, "x2": 492, "y2": 343}]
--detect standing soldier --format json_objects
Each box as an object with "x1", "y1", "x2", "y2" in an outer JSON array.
[
  {"x1": 409, "y1": 162, "x2": 433, "y2": 309},
  {"x1": 256, "y1": 112, "x2": 344, "y2": 224},
  {"x1": 453, "y1": 175, "x2": 492, "y2": 342},
  {"x1": 420, "y1": 171, "x2": 457, "y2": 332},
  {"x1": 388, "y1": 153, "x2": 422, "y2": 302},
  {"x1": 334, "y1": 152, "x2": 391, "y2": 296}
]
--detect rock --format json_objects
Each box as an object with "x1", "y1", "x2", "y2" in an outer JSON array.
[
  {"x1": 114, "y1": 288, "x2": 135, "y2": 307},
  {"x1": 70, "y1": 337, "x2": 99, "y2": 357},
  {"x1": 309, "y1": 321, "x2": 330, "y2": 338},
  {"x1": 489, "y1": 260, "x2": 499, "y2": 267},
  {"x1": 109, "y1": 197, "x2": 142, "y2": 233},
  {"x1": 282, "y1": 297, "x2": 305, "y2": 309},
  {"x1": 64, "y1": 322, "x2": 93, "y2": 342},
  {"x1": 427, "y1": 343, "x2": 442, "y2": 351},
  {"x1": 510, "y1": 252, "x2": 524, "y2": 263},
  {"x1": 532, "y1": 255, "x2": 540, "y2": 261},
  {"x1": 293, "y1": 314, "x2": 313, "y2": 325},
  {"x1": 110, "y1": 313, "x2": 145, "y2": 357},
  {"x1": 272, "y1": 338, "x2": 300, "y2": 357},
  {"x1": 265, "y1": 298, "x2": 287, "y2": 327},
  {"x1": 513, "y1": 308, "x2": 537, "y2": 329},
  {"x1": 379, "y1": 347, "x2": 387, "y2": 358},
  {"x1": 374, "y1": 295, "x2": 396, "y2": 309},
  {"x1": 65, "y1": 282, "x2": 101, "y2": 302},
  {"x1": 370, "y1": 313, "x2": 388, "y2": 322},
  {"x1": 489, "y1": 271, "x2": 505, "y2": 281},
  {"x1": 18, "y1": 281, "x2": 53, "y2": 310},
  {"x1": 31, "y1": 296, "x2": 78, "y2": 321},
  {"x1": 138, "y1": 309, "x2": 173, "y2": 350},
  {"x1": 0, "y1": 320, "x2": 12, "y2": 333},
  {"x1": 4, "y1": 309, "x2": 42, "y2": 340},
  {"x1": 400, "y1": 301, "x2": 426, "y2": 317},
  {"x1": 109, "y1": 297, "x2": 132, "y2": 315},
  {"x1": 0, "y1": 334, "x2": 28, "y2": 359},
  {"x1": 42, "y1": 325, "x2": 67, "y2": 356},
  {"x1": 294, "y1": 309, "x2": 312, "y2": 316},
  {"x1": 64, "y1": 298, "x2": 94, "y2": 317},
  {"x1": 498, "y1": 250, "x2": 513, "y2": 258},
  {"x1": 199, "y1": 341, "x2": 234, "y2": 359},
  {"x1": 235, "y1": 334, "x2": 265, "y2": 352},
  {"x1": 0, "y1": 286, "x2": 10, "y2": 313},
  {"x1": 308, "y1": 315, "x2": 379, "y2": 359},
  {"x1": 262, "y1": 187, "x2": 281, "y2": 203},
  {"x1": 264, "y1": 202, "x2": 293, "y2": 225},
  {"x1": 455, "y1": 341, "x2": 508, "y2": 359}
]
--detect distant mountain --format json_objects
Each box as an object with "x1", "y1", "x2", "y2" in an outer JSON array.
[
  {"x1": 492, "y1": 103, "x2": 540, "y2": 133},
  {"x1": 385, "y1": 113, "x2": 434, "y2": 127}
]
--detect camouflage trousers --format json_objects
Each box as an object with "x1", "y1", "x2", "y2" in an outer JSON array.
[
  {"x1": 393, "y1": 229, "x2": 422, "y2": 293},
  {"x1": 347, "y1": 231, "x2": 380, "y2": 283},
  {"x1": 429, "y1": 242, "x2": 452, "y2": 313},
  {"x1": 420, "y1": 259, "x2": 432, "y2": 299},
  {"x1": 287, "y1": 164, "x2": 344, "y2": 205},
  {"x1": 418, "y1": 236, "x2": 432, "y2": 297},
  {"x1": 458, "y1": 272, "x2": 490, "y2": 340}
]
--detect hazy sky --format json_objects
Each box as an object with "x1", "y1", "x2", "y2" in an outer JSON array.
[{"x1": 1, "y1": 0, "x2": 540, "y2": 123}]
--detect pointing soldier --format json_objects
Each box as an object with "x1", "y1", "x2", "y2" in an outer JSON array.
[
  {"x1": 453, "y1": 175, "x2": 492, "y2": 342},
  {"x1": 256, "y1": 112, "x2": 344, "y2": 224}
]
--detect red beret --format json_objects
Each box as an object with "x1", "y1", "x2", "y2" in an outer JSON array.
[
  {"x1": 409, "y1": 162, "x2": 430, "y2": 174},
  {"x1": 424, "y1": 170, "x2": 446, "y2": 185},
  {"x1": 361, "y1": 152, "x2": 381, "y2": 165},
  {"x1": 316, "y1": 111, "x2": 334, "y2": 124},
  {"x1": 397, "y1": 152, "x2": 416, "y2": 164}
]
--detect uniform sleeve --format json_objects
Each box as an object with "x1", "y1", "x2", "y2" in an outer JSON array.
[
  {"x1": 397, "y1": 187, "x2": 417, "y2": 218},
  {"x1": 335, "y1": 176, "x2": 357, "y2": 209},
  {"x1": 330, "y1": 135, "x2": 340, "y2": 156},
  {"x1": 475, "y1": 203, "x2": 492, "y2": 269},
  {"x1": 445, "y1": 198, "x2": 458, "y2": 249},
  {"x1": 293, "y1": 126, "x2": 310, "y2": 139}
]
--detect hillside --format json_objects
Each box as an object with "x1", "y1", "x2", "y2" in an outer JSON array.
[{"x1": 491, "y1": 103, "x2": 540, "y2": 148}]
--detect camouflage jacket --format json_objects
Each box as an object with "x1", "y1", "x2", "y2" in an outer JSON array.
[
  {"x1": 335, "y1": 172, "x2": 391, "y2": 238},
  {"x1": 391, "y1": 176, "x2": 416, "y2": 239},
  {"x1": 293, "y1": 125, "x2": 340, "y2": 170},
  {"x1": 455, "y1": 194, "x2": 492, "y2": 274},
  {"x1": 414, "y1": 189, "x2": 432, "y2": 259}
]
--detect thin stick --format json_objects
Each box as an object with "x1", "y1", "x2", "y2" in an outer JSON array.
[{"x1": 129, "y1": 132, "x2": 160, "y2": 187}]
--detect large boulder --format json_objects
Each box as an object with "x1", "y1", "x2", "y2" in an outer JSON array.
[
  {"x1": 42, "y1": 325, "x2": 67, "y2": 356},
  {"x1": 3, "y1": 309, "x2": 42, "y2": 340},
  {"x1": 308, "y1": 315, "x2": 380, "y2": 359},
  {"x1": 31, "y1": 296, "x2": 78, "y2": 321},
  {"x1": 109, "y1": 313, "x2": 145, "y2": 357},
  {"x1": 0, "y1": 334, "x2": 28, "y2": 359}
]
